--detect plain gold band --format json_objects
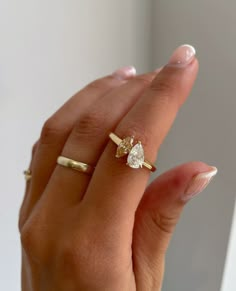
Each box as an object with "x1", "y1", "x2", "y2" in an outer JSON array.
[
  {"x1": 23, "y1": 170, "x2": 32, "y2": 181},
  {"x1": 109, "y1": 132, "x2": 156, "y2": 172},
  {"x1": 57, "y1": 156, "x2": 94, "y2": 175}
]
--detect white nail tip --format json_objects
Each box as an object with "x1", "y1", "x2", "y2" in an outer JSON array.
[
  {"x1": 128, "y1": 66, "x2": 137, "y2": 76},
  {"x1": 183, "y1": 166, "x2": 218, "y2": 201},
  {"x1": 198, "y1": 166, "x2": 218, "y2": 179},
  {"x1": 112, "y1": 65, "x2": 136, "y2": 79},
  {"x1": 181, "y1": 44, "x2": 196, "y2": 55}
]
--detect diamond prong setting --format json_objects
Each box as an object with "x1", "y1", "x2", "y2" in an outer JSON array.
[
  {"x1": 109, "y1": 132, "x2": 156, "y2": 172},
  {"x1": 116, "y1": 136, "x2": 145, "y2": 169}
]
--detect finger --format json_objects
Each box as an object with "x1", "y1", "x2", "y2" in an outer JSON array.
[
  {"x1": 84, "y1": 45, "x2": 199, "y2": 226},
  {"x1": 22, "y1": 67, "x2": 135, "y2": 223},
  {"x1": 43, "y1": 71, "x2": 158, "y2": 206},
  {"x1": 133, "y1": 162, "x2": 217, "y2": 290},
  {"x1": 18, "y1": 140, "x2": 38, "y2": 231}
]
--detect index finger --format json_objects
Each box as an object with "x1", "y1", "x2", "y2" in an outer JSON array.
[{"x1": 83, "y1": 45, "x2": 199, "y2": 226}]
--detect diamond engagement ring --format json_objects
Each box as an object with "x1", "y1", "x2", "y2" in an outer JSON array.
[{"x1": 109, "y1": 132, "x2": 156, "y2": 172}]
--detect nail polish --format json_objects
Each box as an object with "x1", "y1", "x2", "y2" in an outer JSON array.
[
  {"x1": 183, "y1": 166, "x2": 218, "y2": 201},
  {"x1": 112, "y1": 66, "x2": 136, "y2": 80},
  {"x1": 168, "y1": 44, "x2": 196, "y2": 67}
]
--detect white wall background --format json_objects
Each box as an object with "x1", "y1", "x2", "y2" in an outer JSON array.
[
  {"x1": 0, "y1": 1, "x2": 235, "y2": 291},
  {"x1": 221, "y1": 202, "x2": 236, "y2": 291},
  {"x1": 152, "y1": 1, "x2": 236, "y2": 291}
]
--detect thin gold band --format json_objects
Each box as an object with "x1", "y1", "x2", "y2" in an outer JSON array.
[
  {"x1": 57, "y1": 156, "x2": 94, "y2": 175},
  {"x1": 109, "y1": 132, "x2": 156, "y2": 172},
  {"x1": 23, "y1": 169, "x2": 32, "y2": 181}
]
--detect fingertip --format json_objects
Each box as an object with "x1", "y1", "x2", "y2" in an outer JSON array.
[
  {"x1": 167, "y1": 44, "x2": 196, "y2": 67},
  {"x1": 182, "y1": 164, "x2": 218, "y2": 202},
  {"x1": 154, "y1": 161, "x2": 212, "y2": 185},
  {"x1": 145, "y1": 161, "x2": 216, "y2": 204},
  {"x1": 112, "y1": 65, "x2": 136, "y2": 80},
  {"x1": 170, "y1": 161, "x2": 215, "y2": 180}
]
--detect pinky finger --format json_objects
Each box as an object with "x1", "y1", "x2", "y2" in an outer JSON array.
[{"x1": 18, "y1": 140, "x2": 38, "y2": 231}]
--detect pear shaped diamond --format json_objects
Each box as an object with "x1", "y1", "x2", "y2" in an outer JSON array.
[
  {"x1": 116, "y1": 136, "x2": 134, "y2": 158},
  {"x1": 127, "y1": 142, "x2": 144, "y2": 169}
]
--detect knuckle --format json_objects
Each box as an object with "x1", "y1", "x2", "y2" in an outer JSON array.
[
  {"x1": 20, "y1": 213, "x2": 48, "y2": 261},
  {"x1": 40, "y1": 119, "x2": 58, "y2": 144},
  {"x1": 20, "y1": 222, "x2": 39, "y2": 253},
  {"x1": 151, "y1": 210, "x2": 178, "y2": 235},
  {"x1": 40, "y1": 117, "x2": 68, "y2": 145},
  {"x1": 74, "y1": 108, "x2": 105, "y2": 138},
  {"x1": 150, "y1": 77, "x2": 175, "y2": 94},
  {"x1": 119, "y1": 122, "x2": 150, "y2": 149},
  {"x1": 149, "y1": 78, "x2": 178, "y2": 109},
  {"x1": 150, "y1": 78, "x2": 177, "y2": 108}
]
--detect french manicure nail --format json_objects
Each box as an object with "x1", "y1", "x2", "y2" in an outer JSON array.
[
  {"x1": 183, "y1": 166, "x2": 218, "y2": 201},
  {"x1": 168, "y1": 44, "x2": 196, "y2": 67},
  {"x1": 112, "y1": 66, "x2": 136, "y2": 80}
]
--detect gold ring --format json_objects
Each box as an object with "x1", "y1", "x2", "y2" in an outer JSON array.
[
  {"x1": 109, "y1": 132, "x2": 156, "y2": 172},
  {"x1": 57, "y1": 156, "x2": 94, "y2": 175},
  {"x1": 23, "y1": 169, "x2": 32, "y2": 181}
]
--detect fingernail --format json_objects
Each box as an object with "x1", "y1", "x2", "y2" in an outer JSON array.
[
  {"x1": 112, "y1": 66, "x2": 136, "y2": 80},
  {"x1": 183, "y1": 166, "x2": 218, "y2": 201},
  {"x1": 168, "y1": 44, "x2": 196, "y2": 67}
]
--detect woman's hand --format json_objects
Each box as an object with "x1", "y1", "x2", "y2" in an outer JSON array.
[{"x1": 19, "y1": 45, "x2": 217, "y2": 291}]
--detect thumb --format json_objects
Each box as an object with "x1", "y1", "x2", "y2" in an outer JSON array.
[{"x1": 133, "y1": 161, "x2": 217, "y2": 290}]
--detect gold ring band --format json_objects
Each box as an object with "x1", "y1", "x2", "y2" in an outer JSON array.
[
  {"x1": 57, "y1": 156, "x2": 94, "y2": 175},
  {"x1": 23, "y1": 169, "x2": 32, "y2": 181},
  {"x1": 109, "y1": 132, "x2": 156, "y2": 172}
]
